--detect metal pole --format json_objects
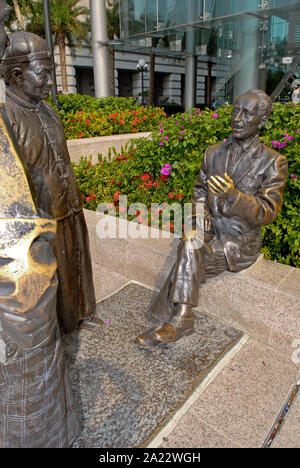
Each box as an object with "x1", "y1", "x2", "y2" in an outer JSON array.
[
  {"x1": 90, "y1": 0, "x2": 110, "y2": 97},
  {"x1": 42, "y1": 0, "x2": 59, "y2": 107},
  {"x1": 141, "y1": 69, "x2": 144, "y2": 105}
]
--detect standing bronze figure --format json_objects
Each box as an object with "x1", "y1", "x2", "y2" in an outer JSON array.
[
  {"x1": 2, "y1": 32, "x2": 97, "y2": 334},
  {"x1": 136, "y1": 89, "x2": 288, "y2": 347},
  {"x1": 0, "y1": 2, "x2": 79, "y2": 447}
]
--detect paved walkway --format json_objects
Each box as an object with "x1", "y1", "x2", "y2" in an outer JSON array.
[{"x1": 89, "y1": 265, "x2": 299, "y2": 448}]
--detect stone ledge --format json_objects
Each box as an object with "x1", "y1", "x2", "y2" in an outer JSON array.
[
  {"x1": 85, "y1": 210, "x2": 300, "y2": 358},
  {"x1": 68, "y1": 132, "x2": 152, "y2": 164}
]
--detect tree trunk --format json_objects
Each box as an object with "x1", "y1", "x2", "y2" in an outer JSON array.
[
  {"x1": 57, "y1": 34, "x2": 68, "y2": 93},
  {"x1": 149, "y1": 53, "x2": 155, "y2": 106},
  {"x1": 109, "y1": 47, "x2": 115, "y2": 97},
  {"x1": 12, "y1": 0, "x2": 25, "y2": 30}
]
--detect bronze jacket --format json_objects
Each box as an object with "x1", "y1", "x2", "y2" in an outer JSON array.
[
  {"x1": 4, "y1": 91, "x2": 82, "y2": 221},
  {"x1": 192, "y1": 135, "x2": 288, "y2": 272}
]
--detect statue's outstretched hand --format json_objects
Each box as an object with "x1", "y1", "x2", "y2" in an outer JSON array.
[{"x1": 207, "y1": 173, "x2": 236, "y2": 200}]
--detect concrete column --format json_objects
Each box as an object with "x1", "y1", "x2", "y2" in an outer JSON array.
[
  {"x1": 184, "y1": 0, "x2": 198, "y2": 110},
  {"x1": 90, "y1": 0, "x2": 110, "y2": 97}
]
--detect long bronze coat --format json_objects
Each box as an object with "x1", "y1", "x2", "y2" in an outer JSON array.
[
  {"x1": 5, "y1": 91, "x2": 96, "y2": 334},
  {"x1": 0, "y1": 104, "x2": 79, "y2": 447},
  {"x1": 151, "y1": 135, "x2": 288, "y2": 322}
]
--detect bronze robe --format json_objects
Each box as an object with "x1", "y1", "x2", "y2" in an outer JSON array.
[
  {"x1": 5, "y1": 91, "x2": 96, "y2": 334},
  {"x1": 0, "y1": 104, "x2": 79, "y2": 448},
  {"x1": 151, "y1": 135, "x2": 288, "y2": 322}
]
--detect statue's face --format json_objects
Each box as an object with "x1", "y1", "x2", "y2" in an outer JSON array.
[
  {"x1": 0, "y1": 0, "x2": 10, "y2": 58},
  {"x1": 231, "y1": 94, "x2": 262, "y2": 141},
  {"x1": 18, "y1": 57, "x2": 53, "y2": 102}
]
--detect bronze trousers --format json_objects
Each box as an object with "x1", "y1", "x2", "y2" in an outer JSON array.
[{"x1": 151, "y1": 236, "x2": 229, "y2": 323}]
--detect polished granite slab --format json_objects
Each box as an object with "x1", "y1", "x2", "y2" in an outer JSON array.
[{"x1": 63, "y1": 283, "x2": 243, "y2": 448}]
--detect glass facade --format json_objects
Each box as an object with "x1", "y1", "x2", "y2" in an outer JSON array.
[{"x1": 117, "y1": 0, "x2": 300, "y2": 105}]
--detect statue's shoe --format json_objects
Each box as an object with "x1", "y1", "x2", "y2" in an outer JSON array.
[
  {"x1": 136, "y1": 326, "x2": 166, "y2": 348},
  {"x1": 152, "y1": 314, "x2": 194, "y2": 343},
  {"x1": 78, "y1": 316, "x2": 104, "y2": 330}
]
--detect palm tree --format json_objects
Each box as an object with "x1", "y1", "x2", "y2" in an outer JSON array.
[
  {"x1": 106, "y1": 1, "x2": 120, "y2": 97},
  {"x1": 11, "y1": 0, "x2": 25, "y2": 29},
  {"x1": 21, "y1": 0, "x2": 90, "y2": 93}
]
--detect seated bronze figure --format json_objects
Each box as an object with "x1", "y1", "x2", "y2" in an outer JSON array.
[{"x1": 136, "y1": 88, "x2": 288, "y2": 347}]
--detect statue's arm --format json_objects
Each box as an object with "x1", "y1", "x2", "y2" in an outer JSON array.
[
  {"x1": 220, "y1": 154, "x2": 288, "y2": 226},
  {"x1": 0, "y1": 218, "x2": 58, "y2": 350},
  {"x1": 185, "y1": 150, "x2": 212, "y2": 236}
]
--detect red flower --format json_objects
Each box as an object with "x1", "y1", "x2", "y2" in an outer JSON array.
[
  {"x1": 141, "y1": 172, "x2": 151, "y2": 181},
  {"x1": 89, "y1": 190, "x2": 94, "y2": 195},
  {"x1": 152, "y1": 181, "x2": 159, "y2": 188},
  {"x1": 85, "y1": 195, "x2": 96, "y2": 203},
  {"x1": 176, "y1": 194, "x2": 184, "y2": 199},
  {"x1": 144, "y1": 181, "x2": 152, "y2": 188},
  {"x1": 110, "y1": 179, "x2": 116, "y2": 184},
  {"x1": 86, "y1": 119, "x2": 91, "y2": 125},
  {"x1": 114, "y1": 191, "x2": 121, "y2": 202},
  {"x1": 133, "y1": 128, "x2": 137, "y2": 133},
  {"x1": 159, "y1": 175, "x2": 168, "y2": 182},
  {"x1": 78, "y1": 132, "x2": 84, "y2": 138},
  {"x1": 168, "y1": 192, "x2": 174, "y2": 199},
  {"x1": 116, "y1": 154, "x2": 126, "y2": 161}
]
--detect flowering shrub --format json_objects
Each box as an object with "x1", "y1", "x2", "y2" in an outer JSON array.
[
  {"x1": 73, "y1": 102, "x2": 299, "y2": 268},
  {"x1": 48, "y1": 93, "x2": 167, "y2": 139}
]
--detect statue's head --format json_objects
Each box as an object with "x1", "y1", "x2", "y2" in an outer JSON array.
[
  {"x1": 0, "y1": 0, "x2": 10, "y2": 59},
  {"x1": 2, "y1": 32, "x2": 53, "y2": 103},
  {"x1": 232, "y1": 89, "x2": 272, "y2": 141}
]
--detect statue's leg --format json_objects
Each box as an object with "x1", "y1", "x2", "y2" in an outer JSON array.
[
  {"x1": 136, "y1": 238, "x2": 206, "y2": 348},
  {"x1": 144, "y1": 237, "x2": 229, "y2": 345}
]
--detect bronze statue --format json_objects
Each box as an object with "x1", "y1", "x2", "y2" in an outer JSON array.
[
  {"x1": 0, "y1": 2, "x2": 79, "y2": 447},
  {"x1": 2, "y1": 31, "x2": 99, "y2": 334},
  {"x1": 136, "y1": 88, "x2": 288, "y2": 347}
]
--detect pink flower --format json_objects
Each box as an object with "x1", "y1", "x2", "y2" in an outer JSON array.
[
  {"x1": 212, "y1": 113, "x2": 218, "y2": 119},
  {"x1": 160, "y1": 168, "x2": 170, "y2": 176}
]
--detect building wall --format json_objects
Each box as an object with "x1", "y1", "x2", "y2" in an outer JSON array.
[{"x1": 58, "y1": 43, "x2": 215, "y2": 106}]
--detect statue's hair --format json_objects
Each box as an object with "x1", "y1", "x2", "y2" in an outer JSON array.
[{"x1": 240, "y1": 88, "x2": 272, "y2": 124}]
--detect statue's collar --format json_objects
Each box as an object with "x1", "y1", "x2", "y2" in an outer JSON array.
[
  {"x1": 224, "y1": 134, "x2": 262, "y2": 158},
  {"x1": 6, "y1": 89, "x2": 42, "y2": 110}
]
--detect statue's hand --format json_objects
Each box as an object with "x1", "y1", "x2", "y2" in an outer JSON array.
[
  {"x1": 183, "y1": 210, "x2": 212, "y2": 240},
  {"x1": 207, "y1": 173, "x2": 237, "y2": 200}
]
